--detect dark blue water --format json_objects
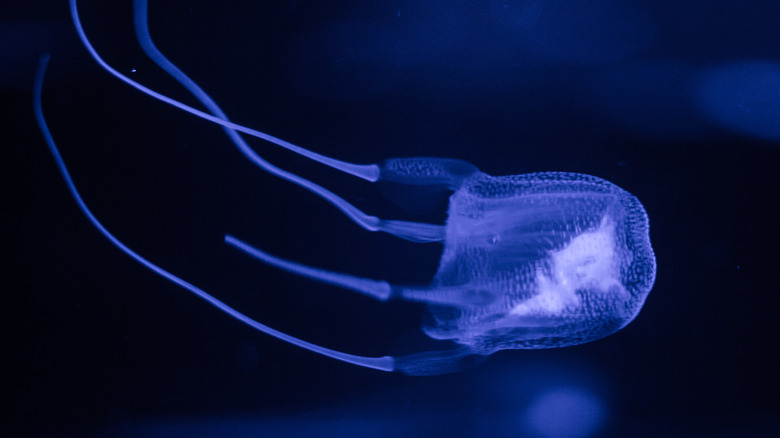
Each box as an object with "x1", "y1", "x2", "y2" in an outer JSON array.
[{"x1": 7, "y1": 1, "x2": 779, "y2": 436}]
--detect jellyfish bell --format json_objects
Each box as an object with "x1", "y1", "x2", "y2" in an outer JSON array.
[{"x1": 421, "y1": 171, "x2": 655, "y2": 354}]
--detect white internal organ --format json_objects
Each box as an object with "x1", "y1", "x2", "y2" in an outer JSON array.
[{"x1": 511, "y1": 216, "x2": 626, "y2": 317}]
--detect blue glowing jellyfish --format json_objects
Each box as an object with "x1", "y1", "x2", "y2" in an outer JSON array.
[{"x1": 33, "y1": 0, "x2": 656, "y2": 375}]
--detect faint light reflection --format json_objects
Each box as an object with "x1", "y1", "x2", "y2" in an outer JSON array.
[
  {"x1": 63, "y1": 357, "x2": 613, "y2": 437},
  {"x1": 524, "y1": 387, "x2": 606, "y2": 438},
  {"x1": 696, "y1": 60, "x2": 780, "y2": 141}
]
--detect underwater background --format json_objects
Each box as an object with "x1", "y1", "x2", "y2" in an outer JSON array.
[{"x1": 5, "y1": 0, "x2": 780, "y2": 436}]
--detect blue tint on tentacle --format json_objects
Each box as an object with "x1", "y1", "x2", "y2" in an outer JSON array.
[{"x1": 33, "y1": 54, "x2": 395, "y2": 373}]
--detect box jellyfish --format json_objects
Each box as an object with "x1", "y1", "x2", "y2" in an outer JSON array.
[{"x1": 33, "y1": 0, "x2": 656, "y2": 375}]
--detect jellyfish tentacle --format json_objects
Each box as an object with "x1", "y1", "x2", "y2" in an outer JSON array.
[
  {"x1": 393, "y1": 346, "x2": 486, "y2": 376},
  {"x1": 225, "y1": 234, "x2": 495, "y2": 307},
  {"x1": 34, "y1": 53, "x2": 394, "y2": 373},
  {"x1": 225, "y1": 234, "x2": 394, "y2": 302},
  {"x1": 71, "y1": 0, "x2": 445, "y2": 243},
  {"x1": 133, "y1": 0, "x2": 376, "y2": 181},
  {"x1": 70, "y1": 0, "x2": 376, "y2": 182}
]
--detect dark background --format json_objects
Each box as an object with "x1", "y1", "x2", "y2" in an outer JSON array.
[{"x1": 5, "y1": 1, "x2": 780, "y2": 436}]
